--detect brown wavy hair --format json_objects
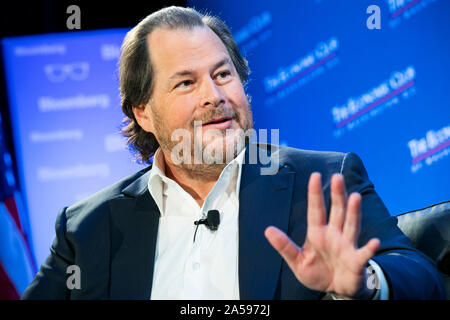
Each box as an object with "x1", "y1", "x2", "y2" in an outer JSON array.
[{"x1": 119, "y1": 6, "x2": 250, "y2": 164}]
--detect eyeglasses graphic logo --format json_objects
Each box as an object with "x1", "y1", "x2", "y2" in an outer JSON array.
[{"x1": 44, "y1": 62, "x2": 90, "y2": 82}]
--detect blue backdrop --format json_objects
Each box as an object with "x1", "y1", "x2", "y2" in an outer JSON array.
[
  {"x1": 2, "y1": 0, "x2": 450, "y2": 268},
  {"x1": 2, "y1": 29, "x2": 142, "y2": 267},
  {"x1": 188, "y1": 0, "x2": 450, "y2": 211}
]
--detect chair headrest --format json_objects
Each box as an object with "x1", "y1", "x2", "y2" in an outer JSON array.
[{"x1": 396, "y1": 200, "x2": 450, "y2": 275}]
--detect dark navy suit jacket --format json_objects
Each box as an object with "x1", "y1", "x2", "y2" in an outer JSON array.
[{"x1": 22, "y1": 144, "x2": 446, "y2": 299}]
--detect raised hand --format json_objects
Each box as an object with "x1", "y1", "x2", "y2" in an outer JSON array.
[{"x1": 264, "y1": 172, "x2": 380, "y2": 298}]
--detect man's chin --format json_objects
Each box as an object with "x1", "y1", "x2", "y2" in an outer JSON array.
[
  {"x1": 201, "y1": 134, "x2": 245, "y2": 164},
  {"x1": 169, "y1": 138, "x2": 244, "y2": 179}
]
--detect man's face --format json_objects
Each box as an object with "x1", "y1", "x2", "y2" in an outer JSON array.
[{"x1": 134, "y1": 26, "x2": 253, "y2": 173}]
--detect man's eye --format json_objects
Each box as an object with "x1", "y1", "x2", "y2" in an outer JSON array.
[
  {"x1": 176, "y1": 80, "x2": 193, "y2": 88},
  {"x1": 216, "y1": 71, "x2": 231, "y2": 80}
]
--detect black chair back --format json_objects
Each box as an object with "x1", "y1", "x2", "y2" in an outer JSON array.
[{"x1": 396, "y1": 200, "x2": 450, "y2": 299}]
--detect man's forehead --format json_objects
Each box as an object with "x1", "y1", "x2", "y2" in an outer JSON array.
[
  {"x1": 167, "y1": 56, "x2": 232, "y2": 81},
  {"x1": 147, "y1": 26, "x2": 230, "y2": 74}
]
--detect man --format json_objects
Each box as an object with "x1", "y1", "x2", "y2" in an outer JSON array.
[{"x1": 22, "y1": 6, "x2": 445, "y2": 300}]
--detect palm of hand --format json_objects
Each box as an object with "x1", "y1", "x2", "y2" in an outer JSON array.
[{"x1": 265, "y1": 173, "x2": 380, "y2": 298}]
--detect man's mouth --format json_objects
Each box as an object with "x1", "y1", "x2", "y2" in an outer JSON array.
[
  {"x1": 202, "y1": 117, "x2": 232, "y2": 126},
  {"x1": 201, "y1": 116, "x2": 233, "y2": 130}
]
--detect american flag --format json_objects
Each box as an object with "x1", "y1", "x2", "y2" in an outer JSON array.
[{"x1": 0, "y1": 111, "x2": 36, "y2": 299}]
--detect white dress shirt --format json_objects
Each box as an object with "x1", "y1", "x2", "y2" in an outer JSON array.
[
  {"x1": 148, "y1": 147, "x2": 388, "y2": 300},
  {"x1": 149, "y1": 147, "x2": 245, "y2": 300}
]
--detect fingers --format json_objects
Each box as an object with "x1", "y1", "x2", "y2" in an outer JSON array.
[
  {"x1": 357, "y1": 238, "x2": 380, "y2": 266},
  {"x1": 328, "y1": 174, "x2": 347, "y2": 231},
  {"x1": 342, "y1": 192, "x2": 362, "y2": 245},
  {"x1": 264, "y1": 226, "x2": 304, "y2": 268},
  {"x1": 307, "y1": 172, "x2": 326, "y2": 229},
  {"x1": 309, "y1": 172, "x2": 364, "y2": 247}
]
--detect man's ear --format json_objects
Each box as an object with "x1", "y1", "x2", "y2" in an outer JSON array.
[{"x1": 132, "y1": 104, "x2": 155, "y2": 133}]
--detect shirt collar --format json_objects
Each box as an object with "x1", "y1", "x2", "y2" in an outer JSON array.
[{"x1": 147, "y1": 146, "x2": 246, "y2": 215}]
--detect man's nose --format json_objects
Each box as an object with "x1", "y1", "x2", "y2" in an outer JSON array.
[{"x1": 200, "y1": 78, "x2": 224, "y2": 108}]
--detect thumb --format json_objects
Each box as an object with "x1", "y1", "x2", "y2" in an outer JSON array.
[{"x1": 264, "y1": 226, "x2": 305, "y2": 268}]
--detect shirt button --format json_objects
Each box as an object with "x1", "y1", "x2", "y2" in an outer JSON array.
[{"x1": 193, "y1": 262, "x2": 200, "y2": 271}]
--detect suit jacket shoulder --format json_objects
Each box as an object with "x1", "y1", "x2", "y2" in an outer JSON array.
[
  {"x1": 21, "y1": 165, "x2": 153, "y2": 300},
  {"x1": 64, "y1": 165, "x2": 152, "y2": 233}
]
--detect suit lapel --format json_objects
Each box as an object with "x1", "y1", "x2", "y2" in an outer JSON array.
[
  {"x1": 238, "y1": 146, "x2": 295, "y2": 299},
  {"x1": 106, "y1": 145, "x2": 295, "y2": 300},
  {"x1": 108, "y1": 168, "x2": 160, "y2": 299}
]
